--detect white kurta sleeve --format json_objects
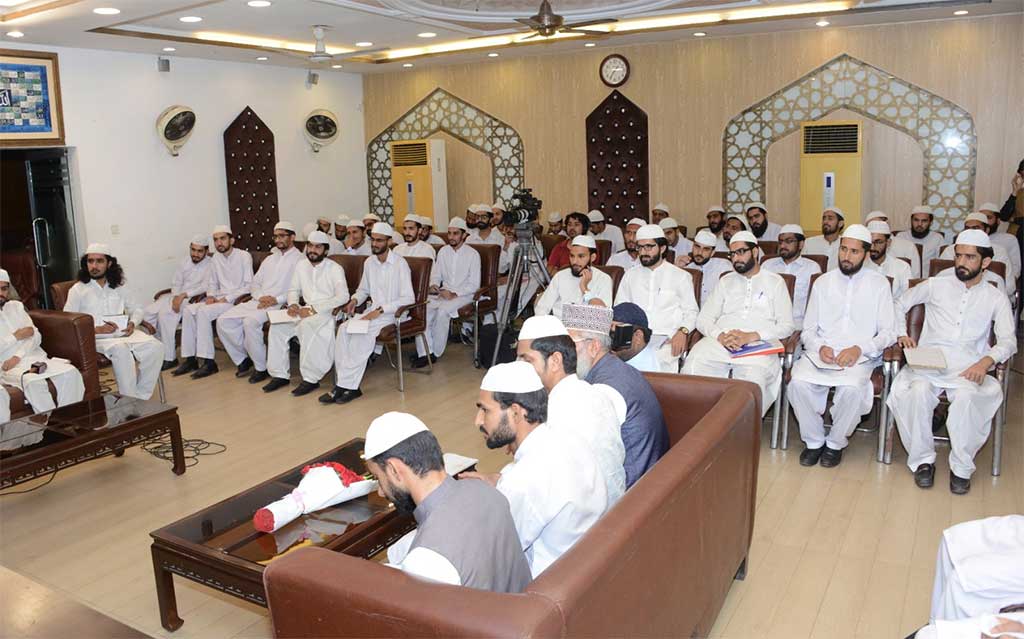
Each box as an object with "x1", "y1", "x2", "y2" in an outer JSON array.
[
  {"x1": 858, "y1": 284, "x2": 896, "y2": 358},
  {"x1": 800, "y1": 285, "x2": 826, "y2": 356},
  {"x1": 170, "y1": 263, "x2": 186, "y2": 296},
  {"x1": 695, "y1": 279, "x2": 727, "y2": 340},
  {"x1": 353, "y1": 263, "x2": 371, "y2": 307},
  {"x1": 450, "y1": 251, "x2": 480, "y2": 298},
  {"x1": 676, "y1": 270, "x2": 699, "y2": 332},
  {"x1": 225, "y1": 252, "x2": 254, "y2": 302},
  {"x1": 986, "y1": 293, "x2": 1017, "y2": 364},
  {"x1": 63, "y1": 283, "x2": 85, "y2": 315},
  {"x1": 12, "y1": 304, "x2": 43, "y2": 358},
  {"x1": 395, "y1": 547, "x2": 462, "y2": 586},
  {"x1": 185, "y1": 263, "x2": 210, "y2": 298},
  {"x1": 895, "y1": 278, "x2": 932, "y2": 338},
  {"x1": 311, "y1": 268, "x2": 350, "y2": 314},
  {"x1": 379, "y1": 259, "x2": 414, "y2": 315},
  {"x1": 589, "y1": 271, "x2": 614, "y2": 307},
  {"x1": 534, "y1": 274, "x2": 560, "y2": 316},
  {"x1": 286, "y1": 268, "x2": 302, "y2": 307}
]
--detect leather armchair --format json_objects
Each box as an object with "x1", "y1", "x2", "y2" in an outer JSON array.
[
  {"x1": 458, "y1": 244, "x2": 500, "y2": 367},
  {"x1": 594, "y1": 239, "x2": 612, "y2": 265},
  {"x1": 375, "y1": 257, "x2": 433, "y2": 391}
]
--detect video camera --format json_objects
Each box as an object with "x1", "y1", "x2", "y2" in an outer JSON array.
[
  {"x1": 610, "y1": 323, "x2": 652, "y2": 351},
  {"x1": 501, "y1": 187, "x2": 542, "y2": 227}
]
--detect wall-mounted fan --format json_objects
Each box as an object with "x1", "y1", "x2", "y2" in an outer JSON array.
[
  {"x1": 304, "y1": 109, "x2": 339, "y2": 152},
  {"x1": 156, "y1": 105, "x2": 196, "y2": 156}
]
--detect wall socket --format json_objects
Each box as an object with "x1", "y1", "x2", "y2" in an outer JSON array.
[{"x1": 110, "y1": 224, "x2": 120, "y2": 236}]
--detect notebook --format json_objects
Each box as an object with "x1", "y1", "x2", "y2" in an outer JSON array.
[
  {"x1": 904, "y1": 347, "x2": 947, "y2": 371},
  {"x1": 96, "y1": 315, "x2": 129, "y2": 339},
  {"x1": 729, "y1": 339, "x2": 784, "y2": 359},
  {"x1": 268, "y1": 309, "x2": 302, "y2": 324}
]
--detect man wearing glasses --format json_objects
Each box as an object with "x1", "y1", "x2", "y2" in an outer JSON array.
[
  {"x1": 614, "y1": 224, "x2": 699, "y2": 373},
  {"x1": 683, "y1": 231, "x2": 794, "y2": 416},
  {"x1": 761, "y1": 224, "x2": 821, "y2": 328}
]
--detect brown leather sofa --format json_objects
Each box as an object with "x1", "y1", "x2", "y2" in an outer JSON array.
[
  {"x1": 264, "y1": 373, "x2": 761, "y2": 638},
  {"x1": 4, "y1": 310, "x2": 101, "y2": 419}
]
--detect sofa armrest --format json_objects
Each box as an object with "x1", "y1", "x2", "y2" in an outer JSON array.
[
  {"x1": 28, "y1": 310, "x2": 101, "y2": 400},
  {"x1": 264, "y1": 547, "x2": 560, "y2": 639},
  {"x1": 154, "y1": 288, "x2": 171, "y2": 301}
]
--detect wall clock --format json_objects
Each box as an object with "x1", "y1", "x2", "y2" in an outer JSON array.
[{"x1": 600, "y1": 54, "x2": 630, "y2": 88}]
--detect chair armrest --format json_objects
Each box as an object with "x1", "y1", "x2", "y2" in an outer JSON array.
[
  {"x1": 782, "y1": 332, "x2": 801, "y2": 354},
  {"x1": 394, "y1": 300, "x2": 428, "y2": 318},
  {"x1": 189, "y1": 293, "x2": 206, "y2": 304},
  {"x1": 234, "y1": 294, "x2": 252, "y2": 305},
  {"x1": 884, "y1": 343, "x2": 904, "y2": 363},
  {"x1": 27, "y1": 310, "x2": 101, "y2": 400},
  {"x1": 153, "y1": 288, "x2": 171, "y2": 301},
  {"x1": 471, "y1": 285, "x2": 494, "y2": 302}
]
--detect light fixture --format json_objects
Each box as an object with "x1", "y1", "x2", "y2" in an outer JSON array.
[
  {"x1": 488, "y1": 52, "x2": 499, "y2": 57},
  {"x1": 816, "y1": 19, "x2": 830, "y2": 26},
  {"x1": 247, "y1": 0, "x2": 272, "y2": 6},
  {"x1": 163, "y1": 47, "x2": 176, "y2": 52},
  {"x1": 6, "y1": 30, "x2": 24, "y2": 38},
  {"x1": 693, "y1": 31, "x2": 707, "y2": 36},
  {"x1": 179, "y1": 16, "x2": 202, "y2": 23},
  {"x1": 256, "y1": 56, "x2": 268, "y2": 61},
  {"x1": 355, "y1": 41, "x2": 373, "y2": 47},
  {"x1": 953, "y1": 9, "x2": 969, "y2": 14},
  {"x1": 402, "y1": 62, "x2": 413, "y2": 67},
  {"x1": 331, "y1": 64, "x2": 343, "y2": 68},
  {"x1": 417, "y1": 32, "x2": 437, "y2": 38},
  {"x1": 584, "y1": 42, "x2": 596, "y2": 47},
  {"x1": 93, "y1": 7, "x2": 120, "y2": 15}
]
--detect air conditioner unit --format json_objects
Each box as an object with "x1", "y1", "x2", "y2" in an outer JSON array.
[
  {"x1": 799, "y1": 121, "x2": 862, "y2": 229},
  {"x1": 390, "y1": 139, "x2": 448, "y2": 230}
]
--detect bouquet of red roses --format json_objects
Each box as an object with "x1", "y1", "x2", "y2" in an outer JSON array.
[{"x1": 253, "y1": 461, "x2": 377, "y2": 533}]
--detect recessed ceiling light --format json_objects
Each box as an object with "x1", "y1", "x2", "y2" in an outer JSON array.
[
  {"x1": 584, "y1": 42, "x2": 596, "y2": 47},
  {"x1": 93, "y1": 7, "x2": 120, "y2": 15},
  {"x1": 6, "y1": 31, "x2": 24, "y2": 38},
  {"x1": 331, "y1": 64, "x2": 343, "y2": 68},
  {"x1": 355, "y1": 41, "x2": 373, "y2": 47},
  {"x1": 256, "y1": 56, "x2": 268, "y2": 61},
  {"x1": 693, "y1": 31, "x2": 707, "y2": 36},
  {"x1": 247, "y1": 0, "x2": 272, "y2": 6},
  {"x1": 179, "y1": 16, "x2": 202, "y2": 23},
  {"x1": 953, "y1": 9, "x2": 968, "y2": 14},
  {"x1": 815, "y1": 19, "x2": 830, "y2": 26},
  {"x1": 163, "y1": 47, "x2": 176, "y2": 52},
  {"x1": 417, "y1": 32, "x2": 436, "y2": 38},
  {"x1": 487, "y1": 52, "x2": 499, "y2": 57},
  {"x1": 402, "y1": 62, "x2": 413, "y2": 67}
]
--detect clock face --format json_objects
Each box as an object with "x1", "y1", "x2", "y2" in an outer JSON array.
[{"x1": 600, "y1": 55, "x2": 629, "y2": 87}]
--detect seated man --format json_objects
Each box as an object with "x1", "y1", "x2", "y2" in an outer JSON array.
[
  {"x1": 611, "y1": 302, "x2": 659, "y2": 373},
  {"x1": 1, "y1": 269, "x2": 85, "y2": 413},
  {"x1": 745, "y1": 202, "x2": 781, "y2": 241},
  {"x1": 705, "y1": 205, "x2": 726, "y2": 241},
  {"x1": 546, "y1": 211, "x2": 566, "y2": 237},
  {"x1": 216, "y1": 221, "x2": 303, "y2": 383},
  {"x1": 761, "y1": 224, "x2": 821, "y2": 328},
  {"x1": 364, "y1": 411, "x2": 532, "y2": 591},
  {"x1": 659, "y1": 217, "x2": 692, "y2": 261},
  {"x1": 606, "y1": 217, "x2": 644, "y2": 271},
  {"x1": 650, "y1": 203, "x2": 670, "y2": 225},
  {"x1": 417, "y1": 216, "x2": 445, "y2": 246},
  {"x1": 940, "y1": 212, "x2": 1017, "y2": 300},
  {"x1": 565, "y1": 304, "x2": 669, "y2": 488},
  {"x1": 864, "y1": 210, "x2": 921, "y2": 277},
  {"x1": 803, "y1": 207, "x2": 845, "y2": 271},
  {"x1": 490, "y1": 201, "x2": 506, "y2": 228},
  {"x1": 142, "y1": 235, "x2": 211, "y2": 370},
  {"x1": 589, "y1": 210, "x2": 625, "y2": 254},
  {"x1": 315, "y1": 215, "x2": 332, "y2": 234},
  {"x1": 888, "y1": 229, "x2": 1016, "y2": 494},
  {"x1": 516, "y1": 315, "x2": 625, "y2": 504},
  {"x1": 174, "y1": 225, "x2": 253, "y2": 378},
  {"x1": 322, "y1": 223, "x2": 414, "y2": 405},
  {"x1": 462, "y1": 362, "x2": 607, "y2": 578},
  {"x1": 979, "y1": 202, "x2": 1021, "y2": 281},
  {"x1": 788, "y1": 225, "x2": 896, "y2": 468},
  {"x1": 362, "y1": 213, "x2": 380, "y2": 234},
  {"x1": 615, "y1": 224, "x2": 699, "y2": 372},
  {"x1": 682, "y1": 231, "x2": 794, "y2": 416},
  {"x1": 341, "y1": 219, "x2": 372, "y2": 256},
  {"x1": 534, "y1": 236, "x2": 613, "y2": 319},
  {"x1": 415, "y1": 218, "x2": 480, "y2": 368},
  {"x1": 675, "y1": 229, "x2": 732, "y2": 305},
  {"x1": 715, "y1": 213, "x2": 750, "y2": 251},
  {"x1": 546, "y1": 212, "x2": 590, "y2": 274},
  {"x1": 865, "y1": 220, "x2": 912, "y2": 299},
  {"x1": 394, "y1": 215, "x2": 437, "y2": 261},
  {"x1": 329, "y1": 215, "x2": 347, "y2": 255},
  {"x1": 896, "y1": 205, "x2": 944, "y2": 276},
  {"x1": 264, "y1": 231, "x2": 349, "y2": 396},
  {"x1": 65, "y1": 244, "x2": 163, "y2": 400}
]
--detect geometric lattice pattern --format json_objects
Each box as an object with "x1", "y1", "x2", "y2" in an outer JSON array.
[
  {"x1": 722, "y1": 53, "x2": 976, "y2": 233},
  {"x1": 367, "y1": 87, "x2": 524, "y2": 223}
]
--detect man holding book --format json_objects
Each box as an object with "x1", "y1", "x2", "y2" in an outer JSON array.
[
  {"x1": 787, "y1": 224, "x2": 896, "y2": 468},
  {"x1": 887, "y1": 229, "x2": 1016, "y2": 495}
]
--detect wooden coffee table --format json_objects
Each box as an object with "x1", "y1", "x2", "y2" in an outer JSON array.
[
  {"x1": 149, "y1": 438, "x2": 416, "y2": 632},
  {"x1": 0, "y1": 394, "x2": 185, "y2": 489}
]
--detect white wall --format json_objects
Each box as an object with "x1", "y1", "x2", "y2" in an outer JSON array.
[{"x1": 5, "y1": 43, "x2": 368, "y2": 302}]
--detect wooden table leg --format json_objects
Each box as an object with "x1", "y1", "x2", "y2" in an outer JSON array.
[
  {"x1": 151, "y1": 546, "x2": 184, "y2": 631},
  {"x1": 114, "y1": 449, "x2": 126, "y2": 457},
  {"x1": 169, "y1": 420, "x2": 186, "y2": 476}
]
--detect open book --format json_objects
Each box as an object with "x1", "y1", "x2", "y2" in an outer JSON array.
[{"x1": 96, "y1": 315, "x2": 129, "y2": 339}]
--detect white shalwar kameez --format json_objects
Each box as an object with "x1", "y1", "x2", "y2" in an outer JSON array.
[
  {"x1": 418, "y1": 244, "x2": 480, "y2": 358},
  {"x1": 615, "y1": 260, "x2": 699, "y2": 372},
  {"x1": 607, "y1": 250, "x2": 640, "y2": 271},
  {"x1": 886, "y1": 277, "x2": 1016, "y2": 478},
  {"x1": 0, "y1": 300, "x2": 85, "y2": 412},
  {"x1": 896, "y1": 230, "x2": 944, "y2": 278},
  {"x1": 683, "y1": 270, "x2": 794, "y2": 416},
  {"x1": 686, "y1": 257, "x2": 733, "y2": 306},
  {"x1": 889, "y1": 235, "x2": 921, "y2": 280},
  {"x1": 267, "y1": 257, "x2": 349, "y2": 384},
  {"x1": 761, "y1": 256, "x2": 821, "y2": 328},
  {"x1": 394, "y1": 240, "x2": 436, "y2": 262},
  {"x1": 341, "y1": 242, "x2": 372, "y2": 256},
  {"x1": 333, "y1": 251, "x2": 414, "y2": 390},
  {"x1": 939, "y1": 244, "x2": 1016, "y2": 301},
  {"x1": 180, "y1": 248, "x2": 253, "y2": 360},
  {"x1": 788, "y1": 268, "x2": 895, "y2": 450},
  {"x1": 64, "y1": 280, "x2": 162, "y2": 400},
  {"x1": 142, "y1": 254, "x2": 211, "y2": 361},
  {"x1": 534, "y1": 267, "x2": 613, "y2": 319},
  {"x1": 803, "y1": 235, "x2": 841, "y2": 271},
  {"x1": 594, "y1": 225, "x2": 625, "y2": 253},
  {"x1": 867, "y1": 253, "x2": 912, "y2": 299},
  {"x1": 217, "y1": 246, "x2": 302, "y2": 372}
]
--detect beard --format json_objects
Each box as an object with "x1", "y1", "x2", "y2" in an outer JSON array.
[
  {"x1": 476, "y1": 220, "x2": 489, "y2": 230},
  {"x1": 216, "y1": 244, "x2": 230, "y2": 253},
  {"x1": 576, "y1": 348, "x2": 595, "y2": 378},
  {"x1": 708, "y1": 219, "x2": 724, "y2": 233},
  {"x1": 386, "y1": 485, "x2": 417, "y2": 514},
  {"x1": 911, "y1": 227, "x2": 930, "y2": 239},
  {"x1": 639, "y1": 253, "x2": 660, "y2": 267},
  {"x1": 403, "y1": 232, "x2": 417, "y2": 243},
  {"x1": 0, "y1": 297, "x2": 7, "y2": 308},
  {"x1": 779, "y1": 247, "x2": 798, "y2": 260},
  {"x1": 307, "y1": 251, "x2": 325, "y2": 263},
  {"x1": 732, "y1": 256, "x2": 755, "y2": 274},
  {"x1": 191, "y1": 255, "x2": 204, "y2": 263},
  {"x1": 88, "y1": 268, "x2": 107, "y2": 280},
  {"x1": 484, "y1": 413, "x2": 516, "y2": 450},
  {"x1": 869, "y1": 248, "x2": 885, "y2": 262},
  {"x1": 690, "y1": 251, "x2": 710, "y2": 265},
  {"x1": 570, "y1": 263, "x2": 588, "y2": 277},
  {"x1": 822, "y1": 222, "x2": 840, "y2": 236},
  {"x1": 371, "y1": 243, "x2": 387, "y2": 255},
  {"x1": 955, "y1": 264, "x2": 981, "y2": 281},
  {"x1": 839, "y1": 257, "x2": 865, "y2": 275},
  {"x1": 750, "y1": 220, "x2": 767, "y2": 237}
]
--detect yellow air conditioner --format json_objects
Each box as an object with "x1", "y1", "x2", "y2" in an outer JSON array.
[
  {"x1": 390, "y1": 139, "x2": 449, "y2": 230},
  {"x1": 799, "y1": 121, "x2": 862, "y2": 229}
]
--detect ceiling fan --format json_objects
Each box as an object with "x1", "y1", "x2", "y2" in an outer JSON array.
[
  {"x1": 514, "y1": 0, "x2": 618, "y2": 39},
  {"x1": 266, "y1": 25, "x2": 387, "y2": 65}
]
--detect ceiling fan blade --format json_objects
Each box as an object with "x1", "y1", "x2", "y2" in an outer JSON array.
[
  {"x1": 332, "y1": 47, "x2": 389, "y2": 59},
  {"x1": 561, "y1": 17, "x2": 617, "y2": 29},
  {"x1": 260, "y1": 47, "x2": 313, "y2": 61},
  {"x1": 515, "y1": 17, "x2": 543, "y2": 28},
  {"x1": 561, "y1": 28, "x2": 610, "y2": 36},
  {"x1": 519, "y1": 32, "x2": 543, "y2": 40}
]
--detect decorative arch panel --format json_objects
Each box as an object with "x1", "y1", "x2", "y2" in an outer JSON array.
[
  {"x1": 586, "y1": 90, "x2": 649, "y2": 226},
  {"x1": 722, "y1": 53, "x2": 976, "y2": 233},
  {"x1": 223, "y1": 106, "x2": 279, "y2": 252}
]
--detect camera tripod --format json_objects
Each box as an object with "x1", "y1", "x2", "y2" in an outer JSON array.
[{"x1": 491, "y1": 225, "x2": 551, "y2": 367}]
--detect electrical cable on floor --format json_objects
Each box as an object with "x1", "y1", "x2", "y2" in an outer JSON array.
[
  {"x1": 141, "y1": 434, "x2": 227, "y2": 468},
  {"x1": 0, "y1": 470, "x2": 59, "y2": 496}
]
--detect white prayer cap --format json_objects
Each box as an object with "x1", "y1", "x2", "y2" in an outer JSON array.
[
  {"x1": 965, "y1": 212, "x2": 989, "y2": 225},
  {"x1": 274, "y1": 220, "x2": 296, "y2": 233},
  {"x1": 370, "y1": 222, "x2": 394, "y2": 238},
  {"x1": 726, "y1": 213, "x2": 750, "y2": 230},
  {"x1": 977, "y1": 202, "x2": 1000, "y2": 214},
  {"x1": 841, "y1": 224, "x2": 872, "y2": 244},
  {"x1": 653, "y1": 202, "x2": 670, "y2": 213},
  {"x1": 190, "y1": 234, "x2": 209, "y2": 247},
  {"x1": 729, "y1": 230, "x2": 758, "y2": 246},
  {"x1": 492, "y1": 201, "x2": 506, "y2": 211},
  {"x1": 401, "y1": 214, "x2": 419, "y2": 225},
  {"x1": 779, "y1": 224, "x2": 804, "y2": 237},
  {"x1": 447, "y1": 217, "x2": 468, "y2": 232},
  {"x1": 480, "y1": 361, "x2": 544, "y2": 394},
  {"x1": 694, "y1": 229, "x2": 717, "y2": 247},
  {"x1": 911, "y1": 205, "x2": 933, "y2": 215},
  {"x1": 823, "y1": 206, "x2": 844, "y2": 219},
  {"x1": 0, "y1": 269, "x2": 9, "y2": 283},
  {"x1": 519, "y1": 315, "x2": 569, "y2": 341},
  {"x1": 476, "y1": 204, "x2": 493, "y2": 214},
  {"x1": 867, "y1": 221, "x2": 891, "y2": 236},
  {"x1": 316, "y1": 215, "x2": 330, "y2": 223},
  {"x1": 363, "y1": 213, "x2": 381, "y2": 222},
  {"x1": 626, "y1": 217, "x2": 646, "y2": 227},
  {"x1": 307, "y1": 230, "x2": 331, "y2": 245},
  {"x1": 547, "y1": 211, "x2": 563, "y2": 223},
  {"x1": 588, "y1": 210, "x2": 605, "y2": 223},
  {"x1": 571, "y1": 235, "x2": 597, "y2": 249},
  {"x1": 420, "y1": 216, "x2": 434, "y2": 228},
  {"x1": 347, "y1": 219, "x2": 365, "y2": 229},
  {"x1": 865, "y1": 210, "x2": 887, "y2": 223},
  {"x1": 563, "y1": 303, "x2": 613, "y2": 335},
  {"x1": 955, "y1": 229, "x2": 992, "y2": 248},
  {"x1": 707, "y1": 205, "x2": 725, "y2": 214},
  {"x1": 336, "y1": 215, "x2": 350, "y2": 226},
  {"x1": 635, "y1": 224, "x2": 665, "y2": 241},
  {"x1": 745, "y1": 202, "x2": 767, "y2": 213},
  {"x1": 212, "y1": 224, "x2": 232, "y2": 236},
  {"x1": 658, "y1": 217, "x2": 679, "y2": 230},
  {"x1": 85, "y1": 242, "x2": 111, "y2": 256},
  {"x1": 363, "y1": 412, "x2": 430, "y2": 459}
]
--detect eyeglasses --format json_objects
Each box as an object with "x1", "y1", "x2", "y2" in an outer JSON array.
[{"x1": 728, "y1": 247, "x2": 753, "y2": 258}]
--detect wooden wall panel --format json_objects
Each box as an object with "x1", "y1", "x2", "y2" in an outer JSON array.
[
  {"x1": 364, "y1": 15, "x2": 1023, "y2": 233},
  {"x1": 431, "y1": 131, "x2": 493, "y2": 215},
  {"x1": 224, "y1": 106, "x2": 279, "y2": 251}
]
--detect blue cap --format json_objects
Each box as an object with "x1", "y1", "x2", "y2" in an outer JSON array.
[{"x1": 612, "y1": 302, "x2": 649, "y2": 329}]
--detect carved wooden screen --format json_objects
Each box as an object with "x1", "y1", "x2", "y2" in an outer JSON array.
[
  {"x1": 223, "y1": 106, "x2": 279, "y2": 252},
  {"x1": 585, "y1": 90, "x2": 649, "y2": 227}
]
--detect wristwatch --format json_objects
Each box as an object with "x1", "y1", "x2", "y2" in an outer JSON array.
[{"x1": 677, "y1": 327, "x2": 689, "y2": 335}]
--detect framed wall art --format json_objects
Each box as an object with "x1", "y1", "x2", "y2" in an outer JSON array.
[{"x1": 0, "y1": 49, "x2": 64, "y2": 147}]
